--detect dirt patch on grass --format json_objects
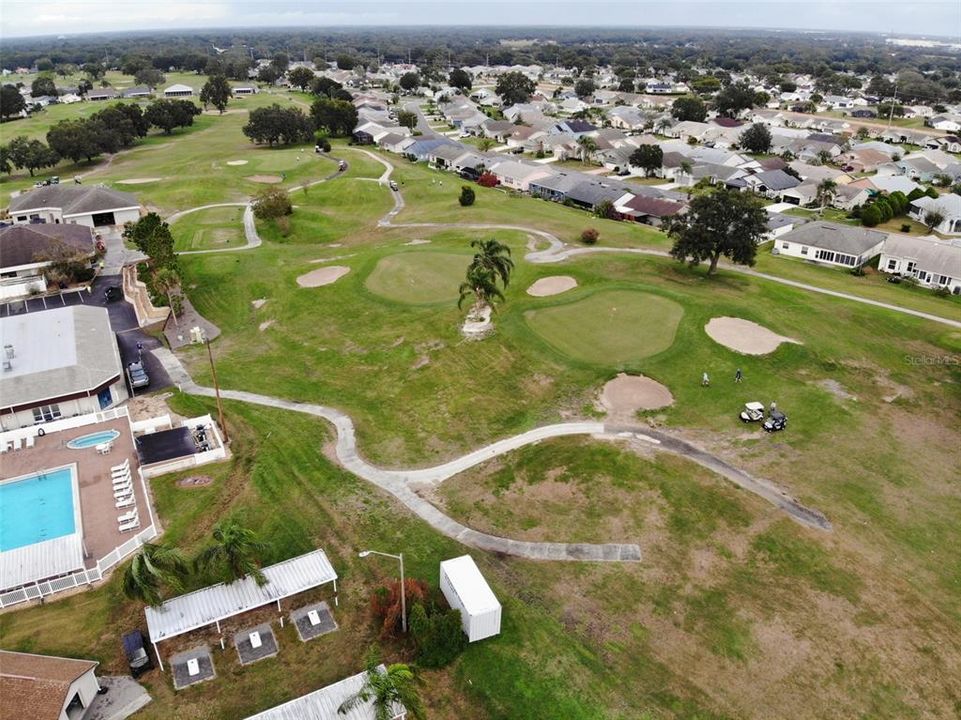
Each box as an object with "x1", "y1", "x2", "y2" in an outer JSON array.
[
  {"x1": 177, "y1": 475, "x2": 214, "y2": 488},
  {"x1": 599, "y1": 373, "x2": 674, "y2": 420},
  {"x1": 125, "y1": 393, "x2": 183, "y2": 425},
  {"x1": 705, "y1": 316, "x2": 801, "y2": 355},
  {"x1": 527, "y1": 275, "x2": 578, "y2": 297},
  {"x1": 815, "y1": 379, "x2": 857, "y2": 401},
  {"x1": 404, "y1": 238, "x2": 431, "y2": 246},
  {"x1": 115, "y1": 177, "x2": 163, "y2": 184},
  {"x1": 246, "y1": 174, "x2": 283, "y2": 184},
  {"x1": 411, "y1": 356, "x2": 430, "y2": 370},
  {"x1": 296, "y1": 266, "x2": 350, "y2": 288},
  {"x1": 251, "y1": 298, "x2": 267, "y2": 309},
  {"x1": 259, "y1": 320, "x2": 274, "y2": 332},
  {"x1": 226, "y1": 160, "x2": 249, "y2": 166}
]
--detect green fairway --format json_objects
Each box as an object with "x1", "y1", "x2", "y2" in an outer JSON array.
[
  {"x1": 364, "y1": 251, "x2": 469, "y2": 304},
  {"x1": 171, "y1": 206, "x2": 246, "y2": 251},
  {"x1": 524, "y1": 289, "x2": 684, "y2": 365}
]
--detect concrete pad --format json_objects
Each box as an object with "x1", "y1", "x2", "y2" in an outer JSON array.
[
  {"x1": 170, "y1": 646, "x2": 215, "y2": 690},
  {"x1": 234, "y1": 623, "x2": 278, "y2": 665},
  {"x1": 291, "y1": 601, "x2": 339, "y2": 642},
  {"x1": 83, "y1": 676, "x2": 152, "y2": 720}
]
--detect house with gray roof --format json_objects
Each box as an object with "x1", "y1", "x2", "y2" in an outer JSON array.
[
  {"x1": 8, "y1": 185, "x2": 141, "y2": 228},
  {"x1": 878, "y1": 234, "x2": 961, "y2": 293},
  {"x1": 0, "y1": 306, "x2": 128, "y2": 429},
  {"x1": 564, "y1": 180, "x2": 631, "y2": 211},
  {"x1": 773, "y1": 221, "x2": 887, "y2": 268},
  {"x1": 529, "y1": 172, "x2": 584, "y2": 202},
  {"x1": 743, "y1": 169, "x2": 801, "y2": 198},
  {"x1": 487, "y1": 160, "x2": 554, "y2": 191},
  {"x1": 0, "y1": 224, "x2": 96, "y2": 299}
]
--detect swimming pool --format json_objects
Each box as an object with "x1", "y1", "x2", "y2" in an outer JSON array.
[
  {"x1": 66, "y1": 429, "x2": 120, "y2": 450},
  {"x1": 0, "y1": 466, "x2": 78, "y2": 551}
]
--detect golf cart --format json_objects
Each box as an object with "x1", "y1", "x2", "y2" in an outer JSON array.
[
  {"x1": 763, "y1": 409, "x2": 788, "y2": 433},
  {"x1": 739, "y1": 402, "x2": 765, "y2": 423}
]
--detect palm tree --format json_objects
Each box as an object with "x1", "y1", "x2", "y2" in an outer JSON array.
[
  {"x1": 152, "y1": 267, "x2": 182, "y2": 331},
  {"x1": 195, "y1": 518, "x2": 270, "y2": 586},
  {"x1": 577, "y1": 135, "x2": 598, "y2": 164},
  {"x1": 815, "y1": 179, "x2": 837, "y2": 214},
  {"x1": 338, "y1": 655, "x2": 425, "y2": 720},
  {"x1": 458, "y1": 265, "x2": 504, "y2": 311},
  {"x1": 477, "y1": 137, "x2": 495, "y2": 152},
  {"x1": 122, "y1": 542, "x2": 188, "y2": 607},
  {"x1": 468, "y1": 238, "x2": 514, "y2": 289}
]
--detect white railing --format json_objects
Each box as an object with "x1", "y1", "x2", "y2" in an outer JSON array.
[
  {"x1": 0, "y1": 406, "x2": 129, "y2": 443},
  {"x1": 140, "y1": 446, "x2": 227, "y2": 478},
  {"x1": 0, "y1": 524, "x2": 157, "y2": 609},
  {"x1": 130, "y1": 414, "x2": 172, "y2": 434}
]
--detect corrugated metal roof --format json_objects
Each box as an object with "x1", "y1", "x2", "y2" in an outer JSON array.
[
  {"x1": 146, "y1": 549, "x2": 337, "y2": 643},
  {"x1": 440, "y1": 555, "x2": 500, "y2": 615},
  {"x1": 243, "y1": 665, "x2": 404, "y2": 720}
]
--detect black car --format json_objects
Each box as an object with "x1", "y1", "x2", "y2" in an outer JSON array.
[
  {"x1": 763, "y1": 409, "x2": 788, "y2": 433},
  {"x1": 104, "y1": 286, "x2": 123, "y2": 302},
  {"x1": 122, "y1": 630, "x2": 154, "y2": 677}
]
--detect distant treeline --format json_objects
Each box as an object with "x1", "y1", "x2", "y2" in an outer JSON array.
[{"x1": 3, "y1": 27, "x2": 959, "y2": 103}]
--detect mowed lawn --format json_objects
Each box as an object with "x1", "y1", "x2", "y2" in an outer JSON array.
[
  {"x1": 524, "y1": 289, "x2": 684, "y2": 365},
  {"x1": 171, "y1": 205, "x2": 246, "y2": 251},
  {"x1": 365, "y1": 251, "x2": 472, "y2": 304}
]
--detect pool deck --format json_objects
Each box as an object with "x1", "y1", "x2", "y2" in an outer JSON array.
[{"x1": 0, "y1": 418, "x2": 154, "y2": 576}]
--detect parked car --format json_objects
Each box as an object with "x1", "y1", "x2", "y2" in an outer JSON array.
[
  {"x1": 763, "y1": 409, "x2": 788, "y2": 432},
  {"x1": 127, "y1": 361, "x2": 149, "y2": 389},
  {"x1": 122, "y1": 630, "x2": 154, "y2": 678},
  {"x1": 104, "y1": 285, "x2": 123, "y2": 302},
  {"x1": 739, "y1": 401, "x2": 765, "y2": 423}
]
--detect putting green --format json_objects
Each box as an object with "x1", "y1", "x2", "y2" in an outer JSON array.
[
  {"x1": 525, "y1": 290, "x2": 683, "y2": 364},
  {"x1": 171, "y1": 206, "x2": 245, "y2": 251},
  {"x1": 365, "y1": 252, "x2": 467, "y2": 304}
]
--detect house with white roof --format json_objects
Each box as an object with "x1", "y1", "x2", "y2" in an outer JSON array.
[
  {"x1": 908, "y1": 194, "x2": 961, "y2": 235},
  {"x1": 163, "y1": 83, "x2": 194, "y2": 97},
  {"x1": 773, "y1": 222, "x2": 887, "y2": 268}
]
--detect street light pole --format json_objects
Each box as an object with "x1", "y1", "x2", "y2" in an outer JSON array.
[
  {"x1": 359, "y1": 549, "x2": 407, "y2": 633},
  {"x1": 205, "y1": 336, "x2": 229, "y2": 444}
]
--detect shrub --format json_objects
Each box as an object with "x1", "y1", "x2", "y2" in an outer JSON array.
[
  {"x1": 316, "y1": 137, "x2": 331, "y2": 152},
  {"x1": 409, "y1": 603, "x2": 467, "y2": 668},
  {"x1": 459, "y1": 186, "x2": 476, "y2": 207},
  {"x1": 861, "y1": 205, "x2": 882, "y2": 227},
  {"x1": 369, "y1": 578, "x2": 429, "y2": 639},
  {"x1": 580, "y1": 228, "x2": 599, "y2": 245},
  {"x1": 275, "y1": 215, "x2": 291, "y2": 237},
  {"x1": 477, "y1": 171, "x2": 499, "y2": 188},
  {"x1": 900, "y1": 223, "x2": 911, "y2": 233},
  {"x1": 252, "y1": 187, "x2": 292, "y2": 220}
]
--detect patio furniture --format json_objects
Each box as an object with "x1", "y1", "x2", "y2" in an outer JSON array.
[
  {"x1": 25, "y1": 435, "x2": 35, "y2": 449},
  {"x1": 119, "y1": 517, "x2": 141, "y2": 532},
  {"x1": 12, "y1": 437, "x2": 22, "y2": 451},
  {"x1": 187, "y1": 658, "x2": 200, "y2": 677},
  {"x1": 111, "y1": 459, "x2": 130, "y2": 474},
  {"x1": 249, "y1": 631, "x2": 262, "y2": 649},
  {"x1": 96, "y1": 442, "x2": 113, "y2": 454},
  {"x1": 116, "y1": 496, "x2": 136, "y2": 509},
  {"x1": 118, "y1": 509, "x2": 138, "y2": 524},
  {"x1": 112, "y1": 473, "x2": 131, "y2": 485},
  {"x1": 114, "y1": 486, "x2": 133, "y2": 500}
]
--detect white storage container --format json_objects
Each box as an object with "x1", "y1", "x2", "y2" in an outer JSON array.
[{"x1": 439, "y1": 555, "x2": 501, "y2": 642}]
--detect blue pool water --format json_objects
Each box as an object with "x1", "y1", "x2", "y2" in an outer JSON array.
[
  {"x1": 66, "y1": 429, "x2": 120, "y2": 450},
  {"x1": 0, "y1": 467, "x2": 76, "y2": 551}
]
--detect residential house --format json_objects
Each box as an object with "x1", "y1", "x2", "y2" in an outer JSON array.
[
  {"x1": 479, "y1": 119, "x2": 515, "y2": 142},
  {"x1": 865, "y1": 175, "x2": 922, "y2": 196},
  {"x1": 428, "y1": 143, "x2": 473, "y2": 171},
  {"x1": 0, "y1": 224, "x2": 96, "y2": 299},
  {"x1": 781, "y1": 181, "x2": 818, "y2": 206},
  {"x1": 832, "y1": 183, "x2": 872, "y2": 211},
  {"x1": 87, "y1": 87, "x2": 117, "y2": 101},
  {"x1": 0, "y1": 650, "x2": 102, "y2": 720},
  {"x1": 878, "y1": 234, "x2": 961, "y2": 292},
  {"x1": 377, "y1": 133, "x2": 415, "y2": 155},
  {"x1": 928, "y1": 115, "x2": 961, "y2": 133},
  {"x1": 529, "y1": 172, "x2": 585, "y2": 202},
  {"x1": 925, "y1": 135, "x2": 961, "y2": 154},
  {"x1": 233, "y1": 85, "x2": 257, "y2": 95},
  {"x1": 764, "y1": 212, "x2": 805, "y2": 241},
  {"x1": 840, "y1": 148, "x2": 893, "y2": 173},
  {"x1": 908, "y1": 195, "x2": 961, "y2": 235},
  {"x1": 894, "y1": 155, "x2": 941, "y2": 182},
  {"x1": 564, "y1": 180, "x2": 631, "y2": 212},
  {"x1": 788, "y1": 161, "x2": 853, "y2": 185},
  {"x1": 122, "y1": 86, "x2": 153, "y2": 98},
  {"x1": 553, "y1": 119, "x2": 597, "y2": 137},
  {"x1": 773, "y1": 222, "x2": 887, "y2": 267},
  {"x1": 8, "y1": 185, "x2": 141, "y2": 228},
  {"x1": 403, "y1": 138, "x2": 459, "y2": 163},
  {"x1": 665, "y1": 120, "x2": 711, "y2": 142},
  {"x1": 743, "y1": 169, "x2": 801, "y2": 199},
  {"x1": 608, "y1": 106, "x2": 648, "y2": 132},
  {"x1": 615, "y1": 194, "x2": 687, "y2": 227},
  {"x1": 487, "y1": 160, "x2": 554, "y2": 192},
  {"x1": 541, "y1": 133, "x2": 579, "y2": 161}
]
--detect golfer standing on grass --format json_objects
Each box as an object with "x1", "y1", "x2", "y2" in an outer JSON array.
[{"x1": 735, "y1": 368, "x2": 743, "y2": 383}]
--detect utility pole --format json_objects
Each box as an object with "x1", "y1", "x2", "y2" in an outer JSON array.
[
  {"x1": 205, "y1": 336, "x2": 229, "y2": 444},
  {"x1": 887, "y1": 82, "x2": 898, "y2": 129}
]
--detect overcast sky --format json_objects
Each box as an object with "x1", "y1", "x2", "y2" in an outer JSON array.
[{"x1": 2, "y1": 1, "x2": 960, "y2": 40}]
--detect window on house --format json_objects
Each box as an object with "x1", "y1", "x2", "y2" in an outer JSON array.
[
  {"x1": 906, "y1": 261, "x2": 916, "y2": 274},
  {"x1": 781, "y1": 242, "x2": 790, "y2": 250},
  {"x1": 887, "y1": 259, "x2": 897, "y2": 271},
  {"x1": 800, "y1": 247, "x2": 808, "y2": 255},
  {"x1": 32, "y1": 404, "x2": 62, "y2": 423}
]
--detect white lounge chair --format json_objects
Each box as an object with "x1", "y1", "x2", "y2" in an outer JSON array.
[
  {"x1": 25, "y1": 435, "x2": 35, "y2": 449},
  {"x1": 12, "y1": 437, "x2": 22, "y2": 451},
  {"x1": 110, "y1": 459, "x2": 130, "y2": 474},
  {"x1": 118, "y1": 509, "x2": 138, "y2": 524},
  {"x1": 187, "y1": 658, "x2": 200, "y2": 676},
  {"x1": 96, "y1": 442, "x2": 113, "y2": 455},
  {"x1": 113, "y1": 487, "x2": 133, "y2": 500},
  {"x1": 111, "y1": 465, "x2": 130, "y2": 478},
  {"x1": 112, "y1": 473, "x2": 131, "y2": 486},
  {"x1": 307, "y1": 609, "x2": 321, "y2": 626},
  {"x1": 116, "y1": 496, "x2": 135, "y2": 509},
  {"x1": 118, "y1": 517, "x2": 140, "y2": 532}
]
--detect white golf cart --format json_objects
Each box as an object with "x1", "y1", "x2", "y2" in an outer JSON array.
[{"x1": 739, "y1": 401, "x2": 765, "y2": 423}]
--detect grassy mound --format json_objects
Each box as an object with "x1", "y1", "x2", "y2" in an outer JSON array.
[
  {"x1": 171, "y1": 205, "x2": 245, "y2": 251},
  {"x1": 365, "y1": 251, "x2": 468, "y2": 304}
]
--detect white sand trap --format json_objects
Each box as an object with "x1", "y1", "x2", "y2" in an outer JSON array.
[
  {"x1": 705, "y1": 317, "x2": 800, "y2": 355},
  {"x1": 527, "y1": 275, "x2": 578, "y2": 297},
  {"x1": 600, "y1": 373, "x2": 674, "y2": 415},
  {"x1": 296, "y1": 266, "x2": 350, "y2": 288},
  {"x1": 116, "y1": 177, "x2": 163, "y2": 184},
  {"x1": 226, "y1": 160, "x2": 249, "y2": 166},
  {"x1": 251, "y1": 298, "x2": 267, "y2": 309},
  {"x1": 247, "y1": 174, "x2": 283, "y2": 184},
  {"x1": 405, "y1": 239, "x2": 431, "y2": 246}
]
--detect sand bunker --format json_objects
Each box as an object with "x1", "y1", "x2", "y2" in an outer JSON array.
[
  {"x1": 527, "y1": 276, "x2": 578, "y2": 297},
  {"x1": 247, "y1": 174, "x2": 283, "y2": 184},
  {"x1": 705, "y1": 317, "x2": 800, "y2": 355},
  {"x1": 600, "y1": 373, "x2": 674, "y2": 416},
  {"x1": 296, "y1": 266, "x2": 350, "y2": 288},
  {"x1": 405, "y1": 239, "x2": 431, "y2": 246},
  {"x1": 226, "y1": 160, "x2": 249, "y2": 166},
  {"x1": 116, "y1": 177, "x2": 163, "y2": 184}
]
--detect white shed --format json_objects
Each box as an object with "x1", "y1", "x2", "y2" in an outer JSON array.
[{"x1": 439, "y1": 555, "x2": 501, "y2": 642}]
